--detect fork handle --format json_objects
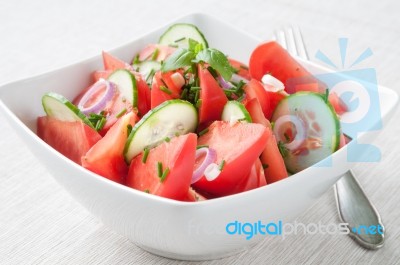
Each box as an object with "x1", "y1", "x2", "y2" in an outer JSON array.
[{"x1": 334, "y1": 170, "x2": 385, "y2": 249}]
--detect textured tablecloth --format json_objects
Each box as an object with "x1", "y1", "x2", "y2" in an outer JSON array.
[{"x1": 1, "y1": 0, "x2": 399, "y2": 264}]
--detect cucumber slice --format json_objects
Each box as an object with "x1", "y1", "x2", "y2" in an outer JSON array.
[
  {"x1": 42, "y1": 92, "x2": 93, "y2": 128},
  {"x1": 108, "y1": 69, "x2": 138, "y2": 107},
  {"x1": 271, "y1": 92, "x2": 340, "y2": 173},
  {"x1": 124, "y1": 99, "x2": 198, "y2": 162},
  {"x1": 221, "y1": 101, "x2": 252, "y2": 123},
  {"x1": 132, "y1": 60, "x2": 161, "y2": 83},
  {"x1": 159, "y1": 23, "x2": 208, "y2": 49}
]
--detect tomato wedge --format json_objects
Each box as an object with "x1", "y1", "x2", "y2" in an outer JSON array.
[
  {"x1": 260, "y1": 128, "x2": 288, "y2": 184},
  {"x1": 244, "y1": 98, "x2": 288, "y2": 183},
  {"x1": 82, "y1": 112, "x2": 136, "y2": 184},
  {"x1": 244, "y1": 98, "x2": 271, "y2": 128},
  {"x1": 228, "y1": 58, "x2": 251, "y2": 80},
  {"x1": 249, "y1": 41, "x2": 326, "y2": 94},
  {"x1": 240, "y1": 159, "x2": 267, "y2": 191},
  {"x1": 198, "y1": 65, "x2": 228, "y2": 129},
  {"x1": 243, "y1": 79, "x2": 270, "y2": 119},
  {"x1": 138, "y1": 44, "x2": 176, "y2": 62},
  {"x1": 150, "y1": 71, "x2": 182, "y2": 109},
  {"x1": 37, "y1": 116, "x2": 101, "y2": 165},
  {"x1": 193, "y1": 121, "x2": 268, "y2": 197},
  {"x1": 329, "y1": 92, "x2": 348, "y2": 116},
  {"x1": 126, "y1": 133, "x2": 197, "y2": 200},
  {"x1": 102, "y1": 51, "x2": 130, "y2": 71}
]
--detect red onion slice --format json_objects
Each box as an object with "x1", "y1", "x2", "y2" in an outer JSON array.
[
  {"x1": 261, "y1": 74, "x2": 284, "y2": 92},
  {"x1": 191, "y1": 147, "x2": 216, "y2": 184},
  {"x1": 217, "y1": 75, "x2": 234, "y2": 89},
  {"x1": 273, "y1": 114, "x2": 306, "y2": 151},
  {"x1": 204, "y1": 163, "x2": 221, "y2": 182},
  {"x1": 78, "y1": 79, "x2": 116, "y2": 115},
  {"x1": 230, "y1": 73, "x2": 249, "y2": 84}
]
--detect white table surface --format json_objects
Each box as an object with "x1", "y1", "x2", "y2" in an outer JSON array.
[{"x1": 1, "y1": 0, "x2": 400, "y2": 264}]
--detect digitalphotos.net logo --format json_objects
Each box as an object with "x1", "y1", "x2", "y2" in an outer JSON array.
[{"x1": 224, "y1": 220, "x2": 383, "y2": 240}]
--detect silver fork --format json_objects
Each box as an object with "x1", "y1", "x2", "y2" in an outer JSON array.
[{"x1": 273, "y1": 27, "x2": 385, "y2": 249}]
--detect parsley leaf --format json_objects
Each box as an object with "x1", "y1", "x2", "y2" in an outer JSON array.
[{"x1": 194, "y1": 48, "x2": 235, "y2": 81}]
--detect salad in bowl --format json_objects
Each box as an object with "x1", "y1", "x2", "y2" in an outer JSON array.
[{"x1": 37, "y1": 22, "x2": 346, "y2": 201}]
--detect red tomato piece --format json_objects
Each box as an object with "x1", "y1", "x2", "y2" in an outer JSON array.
[
  {"x1": 183, "y1": 188, "x2": 207, "y2": 202},
  {"x1": 138, "y1": 44, "x2": 176, "y2": 62},
  {"x1": 249, "y1": 41, "x2": 326, "y2": 94},
  {"x1": 244, "y1": 98, "x2": 271, "y2": 128},
  {"x1": 193, "y1": 121, "x2": 268, "y2": 197},
  {"x1": 82, "y1": 112, "x2": 136, "y2": 184},
  {"x1": 260, "y1": 129, "x2": 288, "y2": 184},
  {"x1": 240, "y1": 159, "x2": 267, "y2": 191},
  {"x1": 243, "y1": 79, "x2": 271, "y2": 119},
  {"x1": 92, "y1": 70, "x2": 113, "y2": 82},
  {"x1": 151, "y1": 71, "x2": 179, "y2": 109},
  {"x1": 102, "y1": 51, "x2": 130, "y2": 71},
  {"x1": 37, "y1": 116, "x2": 101, "y2": 165},
  {"x1": 228, "y1": 58, "x2": 251, "y2": 80},
  {"x1": 126, "y1": 133, "x2": 197, "y2": 200},
  {"x1": 198, "y1": 65, "x2": 228, "y2": 129},
  {"x1": 329, "y1": 92, "x2": 348, "y2": 116},
  {"x1": 131, "y1": 72, "x2": 151, "y2": 116}
]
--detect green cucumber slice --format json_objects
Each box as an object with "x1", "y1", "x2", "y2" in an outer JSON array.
[
  {"x1": 124, "y1": 99, "x2": 198, "y2": 162},
  {"x1": 42, "y1": 92, "x2": 93, "y2": 128},
  {"x1": 108, "y1": 69, "x2": 138, "y2": 107},
  {"x1": 159, "y1": 23, "x2": 208, "y2": 49},
  {"x1": 221, "y1": 101, "x2": 252, "y2": 123},
  {"x1": 271, "y1": 92, "x2": 340, "y2": 173},
  {"x1": 132, "y1": 60, "x2": 161, "y2": 83}
]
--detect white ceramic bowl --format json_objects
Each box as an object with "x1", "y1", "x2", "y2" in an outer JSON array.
[{"x1": 0, "y1": 13, "x2": 398, "y2": 261}]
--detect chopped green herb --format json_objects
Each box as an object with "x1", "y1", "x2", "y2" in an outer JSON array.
[
  {"x1": 95, "y1": 117, "x2": 106, "y2": 131},
  {"x1": 196, "y1": 99, "x2": 202, "y2": 109},
  {"x1": 277, "y1": 141, "x2": 289, "y2": 158},
  {"x1": 206, "y1": 66, "x2": 219, "y2": 79},
  {"x1": 219, "y1": 160, "x2": 226, "y2": 171},
  {"x1": 270, "y1": 121, "x2": 275, "y2": 129},
  {"x1": 236, "y1": 94, "x2": 245, "y2": 102},
  {"x1": 160, "y1": 85, "x2": 172, "y2": 95},
  {"x1": 174, "y1": 132, "x2": 180, "y2": 137},
  {"x1": 196, "y1": 145, "x2": 209, "y2": 150},
  {"x1": 151, "y1": 48, "x2": 159, "y2": 60},
  {"x1": 144, "y1": 189, "x2": 150, "y2": 193},
  {"x1": 198, "y1": 128, "x2": 209, "y2": 136},
  {"x1": 174, "y1": 37, "x2": 186, "y2": 43},
  {"x1": 190, "y1": 86, "x2": 201, "y2": 91},
  {"x1": 146, "y1": 69, "x2": 156, "y2": 83},
  {"x1": 127, "y1": 124, "x2": 133, "y2": 135},
  {"x1": 323, "y1": 88, "x2": 329, "y2": 103},
  {"x1": 240, "y1": 64, "x2": 249, "y2": 70},
  {"x1": 157, "y1": 161, "x2": 163, "y2": 179},
  {"x1": 142, "y1": 148, "x2": 149, "y2": 163},
  {"x1": 168, "y1": 43, "x2": 179, "y2": 48},
  {"x1": 180, "y1": 88, "x2": 188, "y2": 99},
  {"x1": 132, "y1": 54, "x2": 140, "y2": 64},
  {"x1": 262, "y1": 163, "x2": 269, "y2": 169},
  {"x1": 164, "y1": 137, "x2": 170, "y2": 142},
  {"x1": 160, "y1": 167, "x2": 170, "y2": 182},
  {"x1": 194, "y1": 90, "x2": 200, "y2": 103},
  {"x1": 115, "y1": 108, "x2": 127, "y2": 118},
  {"x1": 283, "y1": 132, "x2": 290, "y2": 142}
]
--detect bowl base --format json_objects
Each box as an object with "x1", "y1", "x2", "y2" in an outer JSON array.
[{"x1": 135, "y1": 243, "x2": 247, "y2": 261}]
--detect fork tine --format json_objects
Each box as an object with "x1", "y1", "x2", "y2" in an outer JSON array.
[
  {"x1": 285, "y1": 27, "x2": 299, "y2": 57},
  {"x1": 273, "y1": 26, "x2": 309, "y2": 61},
  {"x1": 273, "y1": 30, "x2": 287, "y2": 50},
  {"x1": 292, "y1": 26, "x2": 309, "y2": 60}
]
